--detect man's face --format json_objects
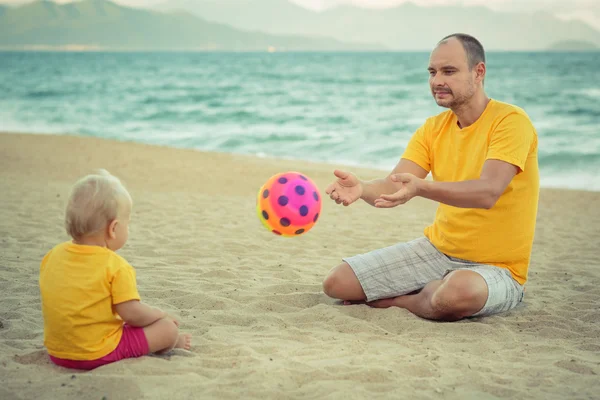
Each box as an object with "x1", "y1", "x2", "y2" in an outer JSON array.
[{"x1": 428, "y1": 39, "x2": 478, "y2": 109}]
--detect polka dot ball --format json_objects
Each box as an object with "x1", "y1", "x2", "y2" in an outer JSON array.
[{"x1": 256, "y1": 171, "x2": 321, "y2": 237}]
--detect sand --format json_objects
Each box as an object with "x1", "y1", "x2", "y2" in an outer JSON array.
[{"x1": 1, "y1": 132, "x2": 599, "y2": 400}]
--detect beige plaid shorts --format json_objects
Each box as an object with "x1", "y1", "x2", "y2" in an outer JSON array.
[{"x1": 343, "y1": 237, "x2": 525, "y2": 317}]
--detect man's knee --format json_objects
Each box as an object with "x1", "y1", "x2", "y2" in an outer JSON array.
[
  {"x1": 322, "y1": 273, "x2": 336, "y2": 298},
  {"x1": 322, "y1": 265, "x2": 344, "y2": 298},
  {"x1": 322, "y1": 263, "x2": 365, "y2": 301},
  {"x1": 430, "y1": 270, "x2": 488, "y2": 320}
]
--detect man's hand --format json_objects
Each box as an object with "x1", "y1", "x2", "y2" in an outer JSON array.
[
  {"x1": 325, "y1": 169, "x2": 363, "y2": 206},
  {"x1": 374, "y1": 173, "x2": 422, "y2": 208}
]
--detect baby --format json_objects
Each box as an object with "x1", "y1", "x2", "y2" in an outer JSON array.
[{"x1": 39, "y1": 169, "x2": 191, "y2": 370}]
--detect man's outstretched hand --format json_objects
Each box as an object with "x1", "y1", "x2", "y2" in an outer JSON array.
[
  {"x1": 325, "y1": 169, "x2": 363, "y2": 206},
  {"x1": 374, "y1": 173, "x2": 422, "y2": 208}
]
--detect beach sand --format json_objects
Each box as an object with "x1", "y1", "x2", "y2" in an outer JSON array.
[{"x1": 1, "y1": 132, "x2": 599, "y2": 400}]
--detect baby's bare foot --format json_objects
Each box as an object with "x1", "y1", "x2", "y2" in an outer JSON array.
[{"x1": 175, "y1": 333, "x2": 192, "y2": 350}]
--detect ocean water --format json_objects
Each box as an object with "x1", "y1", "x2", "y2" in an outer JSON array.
[{"x1": 1, "y1": 51, "x2": 599, "y2": 191}]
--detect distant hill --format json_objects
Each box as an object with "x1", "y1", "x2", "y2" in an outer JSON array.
[
  {"x1": 156, "y1": 0, "x2": 317, "y2": 36},
  {"x1": 156, "y1": 0, "x2": 600, "y2": 51},
  {"x1": 0, "y1": 0, "x2": 384, "y2": 51},
  {"x1": 548, "y1": 40, "x2": 599, "y2": 51}
]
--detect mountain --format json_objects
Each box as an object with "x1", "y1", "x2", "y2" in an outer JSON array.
[
  {"x1": 157, "y1": 0, "x2": 317, "y2": 34},
  {"x1": 156, "y1": 0, "x2": 600, "y2": 51},
  {"x1": 0, "y1": 0, "x2": 384, "y2": 51}
]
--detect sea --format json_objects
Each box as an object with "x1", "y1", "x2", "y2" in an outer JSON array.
[{"x1": 1, "y1": 51, "x2": 599, "y2": 191}]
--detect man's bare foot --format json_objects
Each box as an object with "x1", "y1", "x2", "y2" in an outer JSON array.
[
  {"x1": 342, "y1": 300, "x2": 367, "y2": 306},
  {"x1": 367, "y1": 296, "x2": 403, "y2": 308},
  {"x1": 175, "y1": 333, "x2": 192, "y2": 350}
]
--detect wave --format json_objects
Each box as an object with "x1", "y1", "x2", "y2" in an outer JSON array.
[
  {"x1": 539, "y1": 152, "x2": 600, "y2": 167},
  {"x1": 24, "y1": 89, "x2": 67, "y2": 99}
]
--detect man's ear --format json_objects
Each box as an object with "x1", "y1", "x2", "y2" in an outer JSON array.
[
  {"x1": 475, "y1": 62, "x2": 486, "y2": 83},
  {"x1": 107, "y1": 219, "x2": 118, "y2": 239}
]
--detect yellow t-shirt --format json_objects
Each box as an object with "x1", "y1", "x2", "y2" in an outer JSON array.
[
  {"x1": 39, "y1": 242, "x2": 141, "y2": 360},
  {"x1": 402, "y1": 99, "x2": 539, "y2": 284}
]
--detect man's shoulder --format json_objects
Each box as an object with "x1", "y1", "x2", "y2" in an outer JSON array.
[
  {"x1": 489, "y1": 99, "x2": 539, "y2": 141},
  {"x1": 422, "y1": 109, "x2": 454, "y2": 131},
  {"x1": 427, "y1": 108, "x2": 454, "y2": 123},
  {"x1": 490, "y1": 99, "x2": 532, "y2": 121}
]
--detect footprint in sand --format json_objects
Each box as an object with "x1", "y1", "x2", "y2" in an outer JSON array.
[
  {"x1": 13, "y1": 350, "x2": 51, "y2": 366},
  {"x1": 554, "y1": 359, "x2": 597, "y2": 375}
]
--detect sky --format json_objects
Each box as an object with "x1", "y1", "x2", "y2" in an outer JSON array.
[
  {"x1": 301, "y1": 0, "x2": 600, "y2": 30},
  {"x1": 1, "y1": 0, "x2": 599, "y2": 29}
]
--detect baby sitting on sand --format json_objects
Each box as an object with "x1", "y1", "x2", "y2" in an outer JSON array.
[{"x1": 39, "y1": 169, "x2": 191, "y2": 370}]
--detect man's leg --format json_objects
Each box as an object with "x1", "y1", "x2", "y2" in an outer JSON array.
[
  {"x1": 368, "y1": 270, "x2": 488, "y2": 321},
  {"x1": 323, "y1": 238, "x2": 451, "y2": 304},
  {"x1": 322, "y1": 262, "x2": 366, "y2": 301}
]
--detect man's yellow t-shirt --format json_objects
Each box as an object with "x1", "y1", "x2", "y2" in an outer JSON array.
[
  {"x1": 39, "y1": 242, "x2": 141, "y2": 360},
  {"x1": 402, "y1": 99, "x2": 539, "y2": 285}
]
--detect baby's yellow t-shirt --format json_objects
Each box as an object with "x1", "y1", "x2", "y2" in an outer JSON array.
[
  {"x1": 39, "y1": 242, "x2": 140, "y2": 360},
  {"x1": 402, "y1": 99, "x2": 539, "y2": 285}
]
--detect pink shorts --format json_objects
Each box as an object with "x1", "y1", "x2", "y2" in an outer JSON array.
[{"x1": 49, "y1": 325, "x2": 149, "y2": 370}]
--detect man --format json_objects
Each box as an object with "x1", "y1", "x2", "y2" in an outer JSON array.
[{"x1": 322, "y1": 33, "x2": 539, "y2": 321}]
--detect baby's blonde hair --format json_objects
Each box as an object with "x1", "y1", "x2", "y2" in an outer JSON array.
[{"x1": 65, "y1": 169, "x2": 132, "y2": 240}]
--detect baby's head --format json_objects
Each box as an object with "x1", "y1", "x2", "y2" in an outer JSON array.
[{"x1": 65, "y1": 169, "x2": 132, "y2": 251}]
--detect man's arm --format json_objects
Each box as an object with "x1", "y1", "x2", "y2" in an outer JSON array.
[
  {"x1": 360, "y1": 159, "x2": 429, "y2": 207},
  {"x1": 417, "y1": 159, "x2": 518, "y2": 209}
]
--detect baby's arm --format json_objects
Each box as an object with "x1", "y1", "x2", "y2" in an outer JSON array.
[{"x1": 115, "y1": 300, "x2": 167, "y2": 328}]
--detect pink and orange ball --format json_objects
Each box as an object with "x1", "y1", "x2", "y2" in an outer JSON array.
[{"x1": 256, "y1": 172, "x2": 322, "y2": 237}]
